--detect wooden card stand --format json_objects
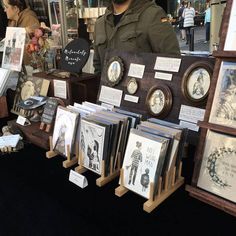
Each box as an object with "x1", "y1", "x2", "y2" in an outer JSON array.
[
  {"x1": 115, "y1": 162, "x2": 184, "y2": 213},
  {"x1": 46, "y1": 136, "x2": 78, "y2": 168},
  {"x1": 74, "y1": 150, "x2": 122, "y2": 187},
  {"x1": 39, "y1": 122, "x2": 52, "y2": 133},
  {"x1": 0, "y1": 96, "x2": 9, "y2": 118}
]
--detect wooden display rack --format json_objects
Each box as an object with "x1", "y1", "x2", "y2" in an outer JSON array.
[
  {"x1": 46, "y1": 136, "x2": 78, "y2": 168},
  {"x1": 186, "y1": 0, "x2": 236, "y2": 217},
  {"x1": 74, "y1": 149, "x2": 121, "y2": 187},
  {"x1": 115, "y1": 162, "x2": 184, "y2": 213}
]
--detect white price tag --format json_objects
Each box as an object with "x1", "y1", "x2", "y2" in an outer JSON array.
[
  {"x1": 69, "y1": 170, "x2": 88, "y2": 189},
  {"x1": 16, "y1": 115, "x2": 30, "y2": 126}
]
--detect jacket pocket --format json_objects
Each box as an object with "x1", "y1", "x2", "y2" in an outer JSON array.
[{"x1": 120, "y1": 31, "x2": 142, "y2": 42}]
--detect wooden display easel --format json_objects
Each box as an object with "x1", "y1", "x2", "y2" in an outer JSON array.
[
  {"x1": 0, "y1": 96, "x2": 9, "y2": 118},
  {"x1": 74, "y1": 149, "x2": 121, "y2": 187},
  {"x1": 46, "y1": 136, "x2": 78, "y2": 168},
  {"x1": 115, "y1": 162, "x2": 184, "y2": 213},
  {"x1": 186, "y1": 0, "x2": 236, "y2": 217}
]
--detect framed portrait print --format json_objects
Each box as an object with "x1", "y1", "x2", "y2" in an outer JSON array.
[
  {"x1": 127, "y1": 78, "x2": 138, "y2": 95},
  {"x1": 146, "y1": 85, "x2": 172, "y2": 118},
  {"x1": 209, "y1": 61, "x2": 236, "y2": 128},
  {"x1": 105, "y1": 56, "x2": 124, "y2": 87},
  {"x1": 182, "y1": 61, "x2": 213, "y2": 104}
]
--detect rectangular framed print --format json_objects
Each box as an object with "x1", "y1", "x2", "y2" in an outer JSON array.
[
  {"x1": 209, "y1": 61, "x2": 236, "y2": 128},
  {"x1": 2, "y1": 27, "x2": 26, "y2": 72},
  {"x1": 197, "y1": 130, "x2": 236, "y2": 203}
]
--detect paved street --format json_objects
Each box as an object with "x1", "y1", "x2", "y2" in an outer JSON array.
[{"x1": 175, "y1": 25, "x2": 210, "y2": 52}]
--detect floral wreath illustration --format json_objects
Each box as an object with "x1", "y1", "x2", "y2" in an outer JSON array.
[{"x1": 206, "y1": 147, "x2": 234, "y2": 188}]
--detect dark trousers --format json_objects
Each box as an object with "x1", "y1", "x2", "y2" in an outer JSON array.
[
  {"x1": 185, "y1": 27, "x2": 192, "y2": 44},
  {"x1": 205, "y1": 22, "x2": 210, "y2": 41}
]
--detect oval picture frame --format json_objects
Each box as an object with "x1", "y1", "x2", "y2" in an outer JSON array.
[
  {"x1": 106, "y1": 56, "x2": 124, "y2": 87},
  {"x1": 181, "y1": 61, "x2": 213, "y2": 104},
  {"x1": 146, "y1": 85, "x2": 173, "y2": 118},
  {"x1": 127, "y1": 78, "x2": 138, "y2": 95}
]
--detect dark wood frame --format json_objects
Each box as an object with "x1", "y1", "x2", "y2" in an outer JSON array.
[
  {"x1": 146, "y1": 85, "x2": 172, "y2": 119},
  {"x1": 126, "y1": 77, "x2": 138, "y2": 95},
  {"x1": 105, "y1": 56, "x2": 124, "y2": 87},
  {"x1": 181, "y1": 61, "x2": 213, "y2": 105},
  {"x1": 186, "y1": 0, "x2": 236, "y2": 217}
]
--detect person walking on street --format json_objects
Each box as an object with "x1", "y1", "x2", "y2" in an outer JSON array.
[
  {"x1": 178, "y1": 1, "x2": 186, "y2": 41},
  {"x1": 204, "y1": 2, "x2": 211, "y2": 43},
  {"x1": 183, "y1": 1, "x2": 195, "y2": 45}
]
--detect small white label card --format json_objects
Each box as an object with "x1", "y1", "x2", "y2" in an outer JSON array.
[
  {"x1": 54, "y1": 79, "x2": 67, "y2": 99},
  {"x1": 99, "y1": 85, "x2": 123, "y2": 107},
  {"x1": 0, "y1": 134, "x2": 21, "y2": 148},
  {"x1": 128, "y1": 63, "x2": 145, "y2": 79},
  {"x1": 101, "y1": 102, "x2": 114, "y2": 111},
  {"x1": 154, "y1": 72, "x2": 173, "y2": 81},
  {"x1": 69, "y1": 170, "x2": 88, "y2": 189},
  {"x1": 179, "y1": 105, "x2": 205, "y2": 124},
  {"x1": 154, "y1": 57, "x2": 181, "y2": 72},
  {"x1": 179, "y1": 120, "x2": 199, "y2": 132},
  {"x1": 16, "y1": 115, "x2": 30, "y2": 126},
  {"x1": 124, "y1": 94, "x2": 139, "y2": 103}
]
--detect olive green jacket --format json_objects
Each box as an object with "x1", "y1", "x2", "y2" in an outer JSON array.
[{"x1": 93, "y1": 0, "x2": 180, "y2": 74}]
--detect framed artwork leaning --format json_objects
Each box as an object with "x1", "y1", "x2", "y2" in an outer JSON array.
[
  {"x1": 181, "y1": 61, "x2": 213, "y2": 104},
  {"x1": 209, "y1": 61, "x2": 236, "y2": 128},
  {"x1": 105, "y1": 56, "x2": 124, "y2": 87},
  {"x1": 197, "y1": 130, "x2": 236, "y2": 204},
  {"x1": 1, "y1": 27, "x2": 26, "y2": 72},
  {"x1": 146, "y1": 85, "x2": 172, "y2": 118}
]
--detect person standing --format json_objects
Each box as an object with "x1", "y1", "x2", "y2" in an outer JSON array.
[
  {"x1": 93, "y1": 0, "x2": 180, "y2": 75},
  {"x1": 204, "y1": 2, "x2": 211, "y2": 43},
  {"x1": 183, "y1": 1, "x2": 195, "y2": 45},
  {"x1": 178, "y1": 1, "x2": 186, "y2": 41}
]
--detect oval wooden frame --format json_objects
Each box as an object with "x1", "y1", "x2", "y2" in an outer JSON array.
[
  {"x1": 146, "y1": 85, "x2": 173, "y2": 118},
  {"x1": 105, "y1": 56, "x2": 124, "y2": 87},
  {"x1": 127, "y1": 77, "x2": 138, "y2": 95},
  {"x1": 181, "y1": 61, "x2": 213, "y2": 105}
]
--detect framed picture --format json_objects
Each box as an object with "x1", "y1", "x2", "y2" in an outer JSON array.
[
  {"x1": 106, "y1": 56, "x2": 124, "y2": 87},
  {"x1": 181, "y1": 61, "x2": 213, "y2": 104},
  {"x1": 209, "y1": 61, "x2": 236, "y2": 128},
  {"x1": 146, "y1": 85, "x2": 172, "y2": 118},
  {"x1": 1, "y1": 27, "x2": 26, "y2": 72},
  {"x1": 127, "y1": 77, "x2": 138, "y2": 95},
  {"x1": 197, "y1": 130, "x2": 236, "y2": 204}
]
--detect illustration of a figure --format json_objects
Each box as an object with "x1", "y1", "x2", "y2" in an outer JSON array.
[
  {"x1": 216, "y1": 85, "x2": 236, "y2": 120},
  {"x1": 4, "y1": 40, "x2": 11, "y2": 64},
  {"x1": 192, "y1": 70, "x2": 205, "y2": 96},
  {"x1": 92, "y1": 140, "x2": 100, "y2": 171},
  {"x1": 80, "y1": 131, "x2": 85, "y2": 153},
  {"x1": 87, "y1": 139, "x2": 94, "y2": 169},
  {"x1": 54, "y1": 124, "x2": 67, "y2": 155},
  {"x1": 109, "y1": 62, "x2": 119, "y2": 82},
  {"x1": 127, "y1": 141, "x2": 143, "y2": 185},
  {"x1": 150, "y1": 90, "x2": 164, "y2": 114},
  {"x1": 140, "y1": 168, "x2": 150, "y2": 192}
]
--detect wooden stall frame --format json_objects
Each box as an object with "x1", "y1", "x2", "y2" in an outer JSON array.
[
  {"x1": 115, "y1": 162, "x2": 184, "y2": 213},
  {"x1": 186, "y1": 0, "x2": 236, "y2": 217},
  {"x1": 46, "y1": 136, "x2": 78, "y2": 168}
]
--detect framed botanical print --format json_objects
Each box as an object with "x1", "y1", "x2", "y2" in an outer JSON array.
[
  {"x1": 209, "y1": 61, "x2": 236, "y2": 128},
  {"x1": 182, "y1": 61, "x2": 213, "y2": 104},
  {"x1": 197, "y1": 130, "x2": 236, "y2": 203},
  {"x1": 105, "y1": 56, "x2": 124, "y2": 87},
  {"x1": 146, "y1": 85, "x2": 172, "y2": 118},
  {"x1": 127, "y1": 77, "x2": 138, "y2": 95}
]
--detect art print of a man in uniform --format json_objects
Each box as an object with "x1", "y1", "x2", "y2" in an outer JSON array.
[
  {"x1": 192, "y1": 70, "x2": 204, "y2": 97},
  {"x1": 127, "y1": 141, "x2": 143, "y2": 185},
  {"x1": 150, "y1": 90, "x2": 164, "y2": 114}
]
